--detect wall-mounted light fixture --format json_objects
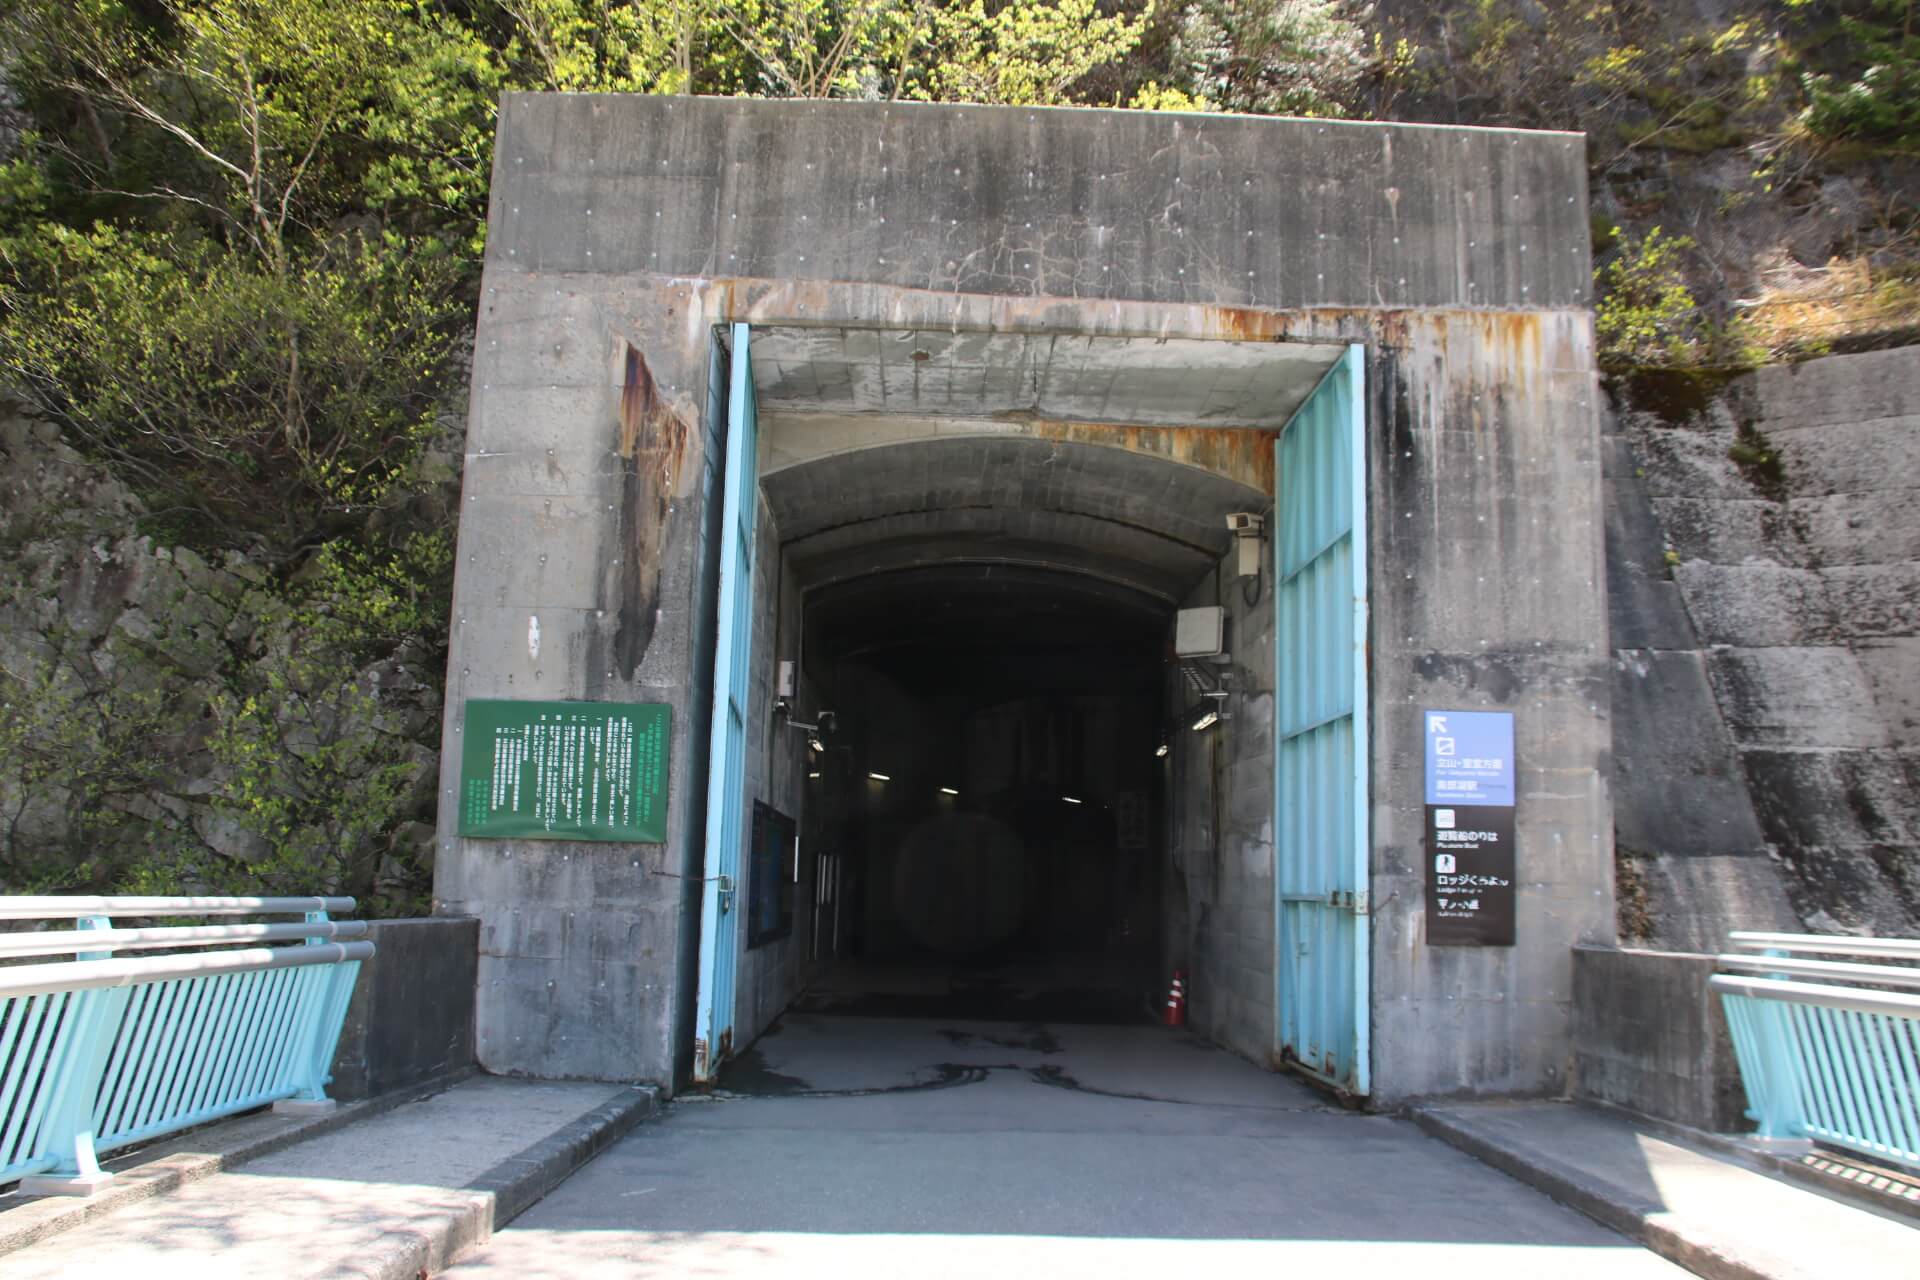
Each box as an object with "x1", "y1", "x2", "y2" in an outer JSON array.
[
  {"x1": 776, "y1": 667, "x2": 835, "y2": 751},
  {"x1": 1154, "y1": 742, "x2": 1169, "y2": 758},
  {"x1": 868, "y1": 772, "x2": 891, "y2": 782},
  {"x1": 939, "y1": 786, "x2": 959, "y2": 796},
  {"x1": 1182, "y1": 648, "x2": 1231, "y2": 732},
  {"x1": 1062, "y1": 795, "x2": 1083, "y2": 805},
  {"x1": 808, "y1": 771, "x2": 821, "y2": 779}
]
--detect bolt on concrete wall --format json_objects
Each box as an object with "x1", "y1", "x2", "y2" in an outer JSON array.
[{"x1": 443, "y1": 94, "x2": 1607, "y2": 1102}]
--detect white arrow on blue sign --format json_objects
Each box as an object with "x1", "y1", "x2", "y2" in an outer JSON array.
[{"x1": 1423, "y1": 710, "x2": 1515, "y2": 807}]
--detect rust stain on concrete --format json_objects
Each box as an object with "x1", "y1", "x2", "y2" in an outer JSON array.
[
  {"x1": 1023, "y1": 419, "x2": 1279, "y2": 492},
  {"x1": 613, "y1": 343, "x2": 689, "y2": 679}
]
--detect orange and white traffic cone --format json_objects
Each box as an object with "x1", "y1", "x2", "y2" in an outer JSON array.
[{"x1": 1163, "y1": 970, "x2": 1187, "y2": 1027}]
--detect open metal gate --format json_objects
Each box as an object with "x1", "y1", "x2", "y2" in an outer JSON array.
[
  {"x1": 692, "y1": 323, "x2": 759, "y2": 1082},
  {"x1": 1273, "y1": 344, "x2": 1370, "y2": 1096}
]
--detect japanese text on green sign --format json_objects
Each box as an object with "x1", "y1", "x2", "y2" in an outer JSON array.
[{"x1": 458, "y1": 700, "x2": 671, "y2": 843}]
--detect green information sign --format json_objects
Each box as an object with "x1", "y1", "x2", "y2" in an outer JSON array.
[{"x1": 458, "y1": 700, "x2": 671, "y2": 843}]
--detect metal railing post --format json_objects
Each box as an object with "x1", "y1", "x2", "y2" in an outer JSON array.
[
  {"x1": 277, "y1": 910, "x2": 347, "y2": 1111},
  {"x1": 24, "y1": 916, "x2": 130, "y2": 1194},
  {"x1": 1748, "y1": 997, "x2": 1806, "y2": 1140}
]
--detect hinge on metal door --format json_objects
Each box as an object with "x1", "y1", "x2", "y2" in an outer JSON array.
[
  {"x1": 1353, "y1": 888, "x2": 1370, "y2": 915},
  {"x1": 717, "y1": 874, "x2": 734, "y2": 913}
]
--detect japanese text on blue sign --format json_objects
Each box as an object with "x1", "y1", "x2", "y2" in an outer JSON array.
[{"x1": 1423, "y1": 710, "x2": 1515, "y2": 806}]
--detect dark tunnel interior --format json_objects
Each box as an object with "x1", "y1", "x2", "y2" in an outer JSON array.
[{"x1": 795, "y1": 564, "x2": 1169, "y2": 1024}]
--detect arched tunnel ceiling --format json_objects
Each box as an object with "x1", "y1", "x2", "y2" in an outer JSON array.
[
  {"x1": 750, "y1": 327, "x2": 1346, "y2": 428},
  {"x1": 805, "y1": 564, "x2": 1166, "y2": 697},
  {"x1": 762, "y1": 435, "x2": 1271, "y2": 603}
]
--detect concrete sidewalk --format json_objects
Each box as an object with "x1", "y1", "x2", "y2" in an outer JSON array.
[
  {"x1": 0, "y1": 1075, "x2": 656, "y2": 1280},
  {"x1": 1415, "y1": 1100, "x2": 1917, "y2": 1280}
]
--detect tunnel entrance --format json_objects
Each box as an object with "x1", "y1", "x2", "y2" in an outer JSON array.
[
  {"x1": 692, "y1": 324, "x2": 1371, "y2": 1093},
  {"x1": 795, "y1": 565, "x2": 1166, "y2": 1025}
]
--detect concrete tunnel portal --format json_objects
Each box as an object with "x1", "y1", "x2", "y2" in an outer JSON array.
[
  {"x1": 444, "y1": 94, "x2": 1612, "y2": 1106},
  {"x1": 740, "y1": 326, "x2": 1350, "y2": 1038}
]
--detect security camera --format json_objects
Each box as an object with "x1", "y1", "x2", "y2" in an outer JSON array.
[{"x1": 1225, "y1": 513, "x2": 1263, "y2": 535}]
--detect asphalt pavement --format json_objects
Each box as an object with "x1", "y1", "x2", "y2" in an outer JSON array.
[{"x1": 447, "y1": 1014, "x2": 1692, "y2": 1279}]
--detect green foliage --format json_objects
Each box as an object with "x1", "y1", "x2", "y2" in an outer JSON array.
[
  {"x1": 199, "y1": 603, "x2": 428, "y2": 913},
  {"x1": 498, "y1": 0, "x2": 708, "y2": 93},
  {"x1": 1175, "y1": 0, "x2": 1373, "y2": 117},
  {"x1": 1797, "y1": 1, "x2": 1920, "y2": 143},
  {"x1": 1594, "y1": 225, "x2": 1764, "y2": 370},
  {"x1": 0, "y1": 226, "x2": 466, "y2": 556},
  {"x1": 1596, "y1": 225, "x2": 1701, "y2": 367},
  {"x1": 1128, "y1": 80, "x2": 1214, "y2": 111},
  {"x1": 0, "y1": 540, "x2": 441, "y2": 910},
  {"x1": 1727, "y1": 424, "x2": 1789, "y2": 499},
  {"x1": 0, "y1": 0, "x2": 502, "y2": 267},
  {"x1": 919, "y1": 0, "x2": 1153, "y2": 106},
  {"x1": 0, "y1": 620, "x2": 181, "y2": 891},
  {"x1": 714, "y1": 0, "x2": 897, "y2": 97}
]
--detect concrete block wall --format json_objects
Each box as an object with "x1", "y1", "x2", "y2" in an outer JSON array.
[
  {"x1": 329, "y1": 918, "x2": 479, "y2": 1101},
  {"x1": 1569, "y1": 944, "x2": 1748, "y2": 1132},
  {"x1": 1615, "y1": 347, "x2": 1920, "y2": 940}
]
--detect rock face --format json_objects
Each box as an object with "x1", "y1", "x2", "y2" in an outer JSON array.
[
  {"x1": 0, "y1": 411, "x2": 445, "y2": 908},
  {"x1": 1609, "y1": 347, "x2": 1920, "y2": 944}
]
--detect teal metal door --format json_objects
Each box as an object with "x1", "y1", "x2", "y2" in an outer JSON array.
[
  {"x1": 693, "y1": 323, "x2": 759, "y2": 1082},
  {"x1": 1274, "y1": 344, "x2": 1370, "y2": 1096}
]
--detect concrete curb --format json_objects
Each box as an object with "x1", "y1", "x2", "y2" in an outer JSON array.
[
  {"x1": 467, "y1": 1085, "x2": 660, "y2": 1228},
  {"x1": 1412, "y1": 1106, "x2": 1770, "y2": 1280},
  {"x1": 321, "y1": 1083, "x2": 660, "y2": 1280},
  {"x1": 0, "y1": 1067, "x2": 479, "y2": 1260},
  {"x1": 1580, "y1": 1099, "x2": 1920, "y2": 1226}
]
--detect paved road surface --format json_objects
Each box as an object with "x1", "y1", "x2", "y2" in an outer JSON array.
[{"x1": 447, "y1": 1015, "x2": 1691, "y2": 1278}]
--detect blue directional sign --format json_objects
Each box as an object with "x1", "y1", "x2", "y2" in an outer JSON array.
[{"x1": 1423, "y1": 710, "x2": 1515, "y2": 807}]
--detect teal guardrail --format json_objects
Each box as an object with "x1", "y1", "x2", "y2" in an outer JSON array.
[
  {"x1": 1714, "y1": 931, "x2": 1920, "y2": 1172},
  {"x1": 0, "y1": 896, "x2": 371, "y2": 1195}
]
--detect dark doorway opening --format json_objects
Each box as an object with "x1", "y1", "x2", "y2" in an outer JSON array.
[{"x1": 796, "y1": 564, "x2": 1167, "y2": 1026}]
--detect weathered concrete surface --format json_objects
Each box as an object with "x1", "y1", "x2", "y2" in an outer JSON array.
[
  {"x1": 1170, "y1": 553, "x2": 1280, "y2": 1067},
  {"x1": 0, "y1": 1077, "x2": 655, "y2": 1280},
  {"x1": 446, "y1": 1017, "x2": 1687, "y2": 1280},
  {"x1": 444, "y1": 94, "x2": 1608, "y2": 1103},
  {"x1": 1612, "y1": 346, "x2": 1920, "y2": 939},
  {"x1": 1603, "y1": 398, "x2": 1792, "y2": 953},
  {"x1": 486, "y1": 98, "x2": 1592, "y2": 309},
  {"x1": 330, "y1": 917, "x2": 479, "y2": 1101},
  {"x1": 1570, "y1": 946, "x2": 1746, "y2": 1132},
  {"x1": 0, "y1": 1080, "x2": 435, "y2": 1258},
  {"x1": 1415, "y1": 1100, "x2": 1919, "y2": 1280},
  {"x1": 763, "y1": 431, "x2": 1275, "y2": 602}
]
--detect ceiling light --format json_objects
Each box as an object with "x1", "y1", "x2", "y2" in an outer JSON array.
[
  {"x1": 1155, "y1": 743, "x2": 1169, "y2": 758},
  {"x1": 1062, "y1": 795, "x2": 1082, "y2": 805},
  {"x1": 939, "y1": 787, "x2": 959, "y2": 796},
  {"x1": 868, "y1": 772, "x2": 890, "y2": 782},
  {"x1": 1192, "y1": 710, "x2": 1219, "y2": 731}
]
